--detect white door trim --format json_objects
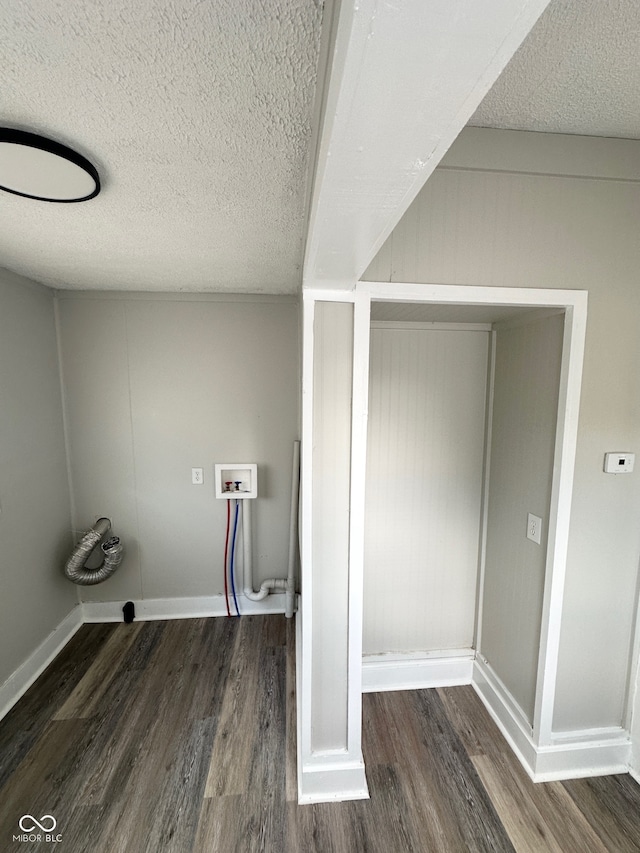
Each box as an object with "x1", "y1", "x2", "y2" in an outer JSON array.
[{"x1": 356, "y1": 281, "x2": 588, "y2": 751}]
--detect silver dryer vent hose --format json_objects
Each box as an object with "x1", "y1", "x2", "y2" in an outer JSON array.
[{"x1": 64, "y1": 517, "x2": 124, "y2": 586}]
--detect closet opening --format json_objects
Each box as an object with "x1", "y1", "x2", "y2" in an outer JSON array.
[{"x1": 351, "y1": 282, "x2": 587, "y2": 764}]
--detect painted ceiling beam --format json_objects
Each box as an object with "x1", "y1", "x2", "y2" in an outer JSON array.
[{"x1": 304, "y1": 0, "x2": 553, "y2": 287}]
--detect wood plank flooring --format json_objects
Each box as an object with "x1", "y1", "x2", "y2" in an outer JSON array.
[{"x1": 1, "y1": 615, "x2": 639, "y2": 852}]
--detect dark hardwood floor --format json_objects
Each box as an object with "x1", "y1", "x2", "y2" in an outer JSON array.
[{"x1": 1, "y1": 615, "x2": 639, "y2": 852}]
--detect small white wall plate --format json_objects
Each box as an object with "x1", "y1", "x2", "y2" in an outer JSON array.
[{"x1": 603, "y1": 452, "x2": 635, "y2": 474}]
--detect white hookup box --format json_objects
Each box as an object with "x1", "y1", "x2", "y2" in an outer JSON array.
[{"x1": 214, "y1": 463, "x2": 258, "y2": 498}]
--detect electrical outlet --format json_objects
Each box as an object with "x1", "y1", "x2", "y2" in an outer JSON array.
[
  {"x1": 527, "y1": 513, "x2": 542, "y2": 545},
  {"x1": 191, "y1": 467, "x2": 204, "y2": 485}
]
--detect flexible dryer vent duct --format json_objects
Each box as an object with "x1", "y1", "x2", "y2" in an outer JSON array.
[{"x1": 64, "y1": 517, "x2": 124, "y2": 586}]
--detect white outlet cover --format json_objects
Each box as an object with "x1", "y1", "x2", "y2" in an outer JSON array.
[{"x1": 527, "y1": 512, "x2": 542, "y2": 545}]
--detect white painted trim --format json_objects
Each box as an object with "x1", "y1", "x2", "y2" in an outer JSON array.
[
  {"x1": 362, "y1": 651, "x2": 474, "y2": 693},
  {"x1": 359, "y1": 282, "x2": 584, "y2": 310},
  {"x1": 474, "y1": 329, "x2": 496, "y2": 652},
  {"x1": 296, "y1": 604, "x2": 305, "y2": 801},
  {"x1": 359, "y1": 281, "x2": 588, "y2": 755},
  {"x1": 298, "y1": 289, "x2": 372, "y2": 803},
  {"x1": 298, "y1": 758, "x2": 370, "y2": 805},
  {"x1": 347, "y1": 290, "x2": 371, "y2": 755},
  {"x1": 370, "y1": 321, "x2": 492, "y2": 331},
  {"x1": 0, "y1": 606, "x2": 83, "y2": 723},
  {"x1": 299, "y1": 292, "x2": 316, "y2": 764},
  {"x1": 303, "y1": 0, "x2": 553, "y2": 284},
  {"x1": 551, "y1": 725, "x2": 628, "y2": 743},
  {"x1": 534, "y1": 298, "x2": 588, "y2": 745},
  {"x1": 304, "y1": 288, "x2": 356, "y2": 302},
  {"x1": 533, "y1": 737, "x2": 631, "y2": 782},
  {"x1": 623, "y1": 564, "x2": 640, "y2": 730},
  {"x1": 81, "y1": 593, "x2": 294, "y2": 623},
  {"x1": 473, "y1": 657, "x2": 630, "y2": 782},
  {"x1": 630, "y1": 767, "x2": 640, "y2": 786},
  {"x1": 475, "y1": 655, "x2": 534, "y2": 739}
]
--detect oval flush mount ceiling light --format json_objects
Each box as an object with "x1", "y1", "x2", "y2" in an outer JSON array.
[{"x1": 0, "y1": 128, "x2": 100, "y2": 202}]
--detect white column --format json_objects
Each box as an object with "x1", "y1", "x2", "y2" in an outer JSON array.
[{"x1": 298, "y1": 293, "x2": 369, "y2": 803}]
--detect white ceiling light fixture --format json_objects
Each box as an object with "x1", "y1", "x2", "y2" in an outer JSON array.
[{"x1": 0, "y1": 128, "x2": 100, "y2": 203}]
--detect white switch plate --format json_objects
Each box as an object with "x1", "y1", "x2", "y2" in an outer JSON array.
[
  {"x1": 604, "y1": 452, "x2": 635, "y2": 473},
  {"x1": 191, "y1": 467, "x2": 204, "y2": 485},
  {"x1": 527, "y1": 513, "x2": 542, "y2": 545}
]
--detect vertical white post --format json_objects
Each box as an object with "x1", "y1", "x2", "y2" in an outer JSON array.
[
  {"x1": 297, "y1": 291, "x2": 369, "y2": 803},
  {"x1": 533, "y1": 298, "x2": 588, "y2": 746},
  {"x1": 347, "y1": 290, "x2": 372, "y2": 756}
]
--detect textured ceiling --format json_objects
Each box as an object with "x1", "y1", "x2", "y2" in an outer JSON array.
[
  {"x1": 0, "y1": 0, "x2": 321, "y2": 292},
  {"x1": 469, "y1": 0, "x2": 640, "y2": 138},
  {"x1": 2, "y1": 0, "x2": 638, "y2": 294}
]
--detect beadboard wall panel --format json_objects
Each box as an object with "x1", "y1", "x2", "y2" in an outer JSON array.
[{"x1": 363, "y1": 326, "x2": 489, "y2": 655}]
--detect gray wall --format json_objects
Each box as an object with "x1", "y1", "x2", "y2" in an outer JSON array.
[
  {"x1": 56, "y1": 293, "x2": 299, "y2": 603},
  {"x1": 481, "y1": 313, "x2": 564, "y2": 724},
  {"x1": 310, "y1": 301, "x2": 353, "y2": 750},
  {"x1": 0, "y1": 269, "x2": 77, "y2": 687},
  {"x1": 364, "y1": 128, "x2": 640, "y2": 733}
]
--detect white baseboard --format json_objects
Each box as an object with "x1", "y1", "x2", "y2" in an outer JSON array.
[
  {"x1": 298, "y1": 756, "x2": 370, "y2": 805},
  {"x1": 630, "y1": 765, "x2": 640, "y2": 786},
  {"x1": 81, "y1": 592, "x2": 295, "y2": 622},
  {"x1": 362, "y1": 650, "x2": 474, "y2": 693},
  {"x1": 534, "y1": 734, "x2": 631, "y2": 782},
  {"x1": 0, "y1": 605, "x2": 83, "y2": 723},
  {"x1": 296, "y1": 605, "x2": 370, "y2": 805},
  {"x1": 472, "y1": 656, "x2": 538, "y2": 777},
  {"x1": 472, "y1": 657, "x2": 631, "y2": 782}
]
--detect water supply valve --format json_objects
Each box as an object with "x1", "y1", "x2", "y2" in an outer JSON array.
[{"x1": 215, "y1": 463, "x2": 258, "y2": 499}]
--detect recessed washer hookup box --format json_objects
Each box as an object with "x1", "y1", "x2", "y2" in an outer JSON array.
[{"x1": 214, "y1": 463, "x2": 258, "y2": 498}]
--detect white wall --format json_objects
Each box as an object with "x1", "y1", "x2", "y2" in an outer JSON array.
[
  {"x1": 364, "y1": 128, "x2": 640, "y2": 733},
  {"x1": 363, "y1": 325, "x2": 488, "y2": 654},
  {"x1": 56, "y1": 293, "x2": 299, "y2": 604},
  {"x1": 0, "y1": 269, "x2": 77, "y2": 687},
  {"x1": 480, "y1": 313, "x2": 564, "y2": 724}
]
